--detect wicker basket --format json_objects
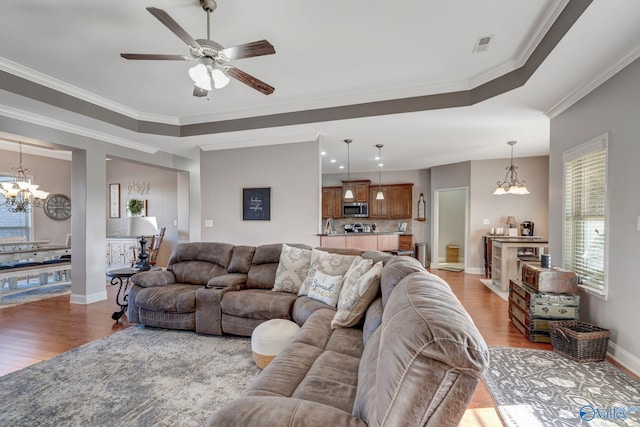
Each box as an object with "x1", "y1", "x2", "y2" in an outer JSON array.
[{"x1": 548, "y1": 321, "x2": 610, "y2": 362}]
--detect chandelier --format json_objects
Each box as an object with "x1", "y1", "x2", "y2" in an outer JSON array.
[
  {"x1": 0, "y1": 142, "x2": 49, "y2": 213},
  {"x1": 493, "y1": 141, "x2": 530, "y2": 195}
]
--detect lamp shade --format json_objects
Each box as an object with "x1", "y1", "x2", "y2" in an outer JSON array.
[{"x1": 128, "y1": 216, "x2": 158, "y2": 237}]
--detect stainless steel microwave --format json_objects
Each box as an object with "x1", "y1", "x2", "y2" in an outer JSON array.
[{"x1": 343, "y1": 202, "x2": 368, "y2": 218}]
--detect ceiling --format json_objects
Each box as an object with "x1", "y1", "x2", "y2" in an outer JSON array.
[{"x1": 1, "y1": 0, "x2": 640, "y2": 173}]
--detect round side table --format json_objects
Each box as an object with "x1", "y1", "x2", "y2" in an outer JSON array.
[{"x1": 106, "y1": 268, "x2": 139, "y2": 322}]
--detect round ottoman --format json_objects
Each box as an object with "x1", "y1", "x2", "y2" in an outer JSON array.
[{"x1": 251, "y1": 319, "x2": 300, "y2": 369}]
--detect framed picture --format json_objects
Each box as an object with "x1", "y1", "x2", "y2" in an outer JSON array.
[
  {"x1": 125, "y1": 199, "x2": 148, "y2": 217},
  {"x1": 243, "y1": 188, "x2": 271, "y2": 221},
  {"x1": 109, "y1": 183, "x2": 120, "y2": 218}
]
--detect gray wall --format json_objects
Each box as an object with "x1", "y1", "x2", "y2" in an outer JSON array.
[
  {"x1": 438, "y1": 189, "x2": 466, "y2": 260},
  {"x1": 201, "y1": 140, "x2": 321, "y2": 246},
  {"x1": 550, "y1": 57, "x2": 640, "y2": 373},
  {"x1": 106, "y1": 159, "x2": 180, "y2": 266},
  {"x1": 0, "y1": 148, "x2": 71, "y2": 246}
]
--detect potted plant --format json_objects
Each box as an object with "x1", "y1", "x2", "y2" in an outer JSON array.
[{"x1": 127, "y1": 199, "x2": 144, "y2": 217}]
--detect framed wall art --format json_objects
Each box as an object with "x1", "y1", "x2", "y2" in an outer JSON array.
[
  {"x1": 109, "y1": 183, "x2": 120, "y2": 218},
  {"x1": 243, "y1": 187, "x2": 271, "y2": 221}
]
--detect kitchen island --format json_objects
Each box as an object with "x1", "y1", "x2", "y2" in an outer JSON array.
[{"x1": 318, "y1": 232, "x2": 412, "y2": 252}]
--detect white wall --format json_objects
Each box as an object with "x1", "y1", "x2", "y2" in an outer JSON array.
[
  {"x1": 201, "y1": 140, "x2": 321, "y2": 246},
  {"x1": 550, "y1": 57, "x2": 640, "y2": 373},
  {"x1": 438, "y1": 189, "x2": 466, "y2": 259}
]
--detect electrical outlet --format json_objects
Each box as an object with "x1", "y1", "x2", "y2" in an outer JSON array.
[
  {"x1": 483, "y1": 218, "x2": 490, "y2": 225},
  {"x1": 204, "y1": 220, "x2": 214, "y2": 228}
]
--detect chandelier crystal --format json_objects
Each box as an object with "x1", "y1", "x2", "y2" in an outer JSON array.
[
  {"x1": 493, "y1": 141, "x2": 530, "y2": 195},
  {"x1": 0, "y1": 142, "x2": 49, "y2": 213}
]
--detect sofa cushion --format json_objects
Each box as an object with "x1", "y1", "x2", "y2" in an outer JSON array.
[
  {"x1": 299, "y1": 249, "x2": 356, "y2": 296},
  {"x1": 220, "y1": 289, "x2": 296, "y2": 320},
  {"x1": 228, "y1": 245, "x2": 256, "y2": 273},
  {"x1": 170, "y1": 261, "x2": 227, "y2": 285},
  {"x1": 291, "y1": 297, "x2": 335, "y2": 325},
  {"x1": 246, "y1": 244, "x2": 283, "y2": 289},
  {"x1": 307, "y1": 271, "x2": 343, "y2": 307},
  {"x1": 272, "y1": 244, "x2": 312, "y2": 293},
  {"x1": 379, "y1": 256, "x2": 424, "y2": 307},
  {"x1": 362, "y1": 297, "x2": 383, "y2": 346},
  {"x1": 332, "y1": 260, "x2": 383, "y2": 329},
  {"x1": 354, "y1": 271, "x2": 489, "y2": 426},
  {"x1": 168, "y1": 242, "x2": 234, "y2": 267},
  {"x1": 135, "y1": 284, "x2": 198, "y2": 313}
]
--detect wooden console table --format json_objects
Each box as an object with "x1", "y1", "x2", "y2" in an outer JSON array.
[{"x1": 491, "y1": 238, "x2": 548, "y2": 292}]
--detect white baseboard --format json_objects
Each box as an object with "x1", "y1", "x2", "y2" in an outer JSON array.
[
  {"x1": 465, "y1": 267, "x2": 483, "y2": 275},
  {"x1": 607, "y1": 341, "x2": 640, "y2": 377},
  {"x1": 70, "y1": 290, "x2": 108, "y2": 305}
]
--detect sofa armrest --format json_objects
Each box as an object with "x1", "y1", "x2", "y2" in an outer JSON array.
[
  {"x1": 195, "y1": 284, "x2": 242, "y2": 335},
  {"x1": 206, "y1": 396, "x2": 366, "y2": 427},
  {"x1": 131, "y1": 270, "x2": 176, "y2": 288},
  {"x1": 206, "y1": 273, "x2": 247, "y2": 289}
]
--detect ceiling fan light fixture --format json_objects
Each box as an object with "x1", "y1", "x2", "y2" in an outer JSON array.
[
  {"x1": 211, "y1": 68, "x2": 230, "y2": 89},
  {"x1": 188, "y1": 63, "x2": 212, "y2": 91}
]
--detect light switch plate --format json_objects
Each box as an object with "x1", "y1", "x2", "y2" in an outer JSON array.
[
  {"x1": 483, "y1": 219, "x2": 490, "y2": 225},
  {"x1": 204, "y1": 220, "x2": 214, "y2": 228}
]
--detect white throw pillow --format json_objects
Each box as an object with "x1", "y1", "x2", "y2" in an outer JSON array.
[
  {"x1": 298, "y1": 249, "x2": 356, "y2": 296},
  {"x1": 332, "y1": 260, "x2": 383, "y2": 329},
  {"x1": 272, "y1": 244, "x2": 312, "y2": 294},
  {"x1": 307, "y1": 271, "x2": 344, "y2": 307}
]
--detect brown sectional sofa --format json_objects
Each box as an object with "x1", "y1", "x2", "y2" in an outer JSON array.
[{"x1": 128, "y1": 242, "x2": 489, "y2": 427}]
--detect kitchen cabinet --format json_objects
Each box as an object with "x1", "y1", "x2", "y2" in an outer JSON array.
[
  {"x1": 368, "y1": 184, "x2": 413, "y2": 219},
  {"x1": 322, "y1": 186, "x2": 343, "y2": 219},
  {"x1": 369, "y1": 187, "x2": 389, "y2": 218},
  {"x1": 342, "y1": 180, "x2": 370, "y2": 203},
  {"x1": 319, "y1": 233, "x2": 409, "y2": 252},
  {"x1": 399, "y1": 234, "x2": 413, "y2": 251}
]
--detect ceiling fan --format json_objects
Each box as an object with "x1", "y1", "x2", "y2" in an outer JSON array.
[{"x1": 120, "y1": 0, "x2": 275, "y2": 97}]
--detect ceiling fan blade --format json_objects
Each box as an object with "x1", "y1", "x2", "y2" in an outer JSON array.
[
  {"x1": 193, "y1": 86, "x2": 208, "y2": 97},
  {"x1": 146, "y1": 7, "x2": 201, "y2": 49},
  {"x1": 226, "y1": 66, "x2": 274, "y2": 95},
  {"x1": 121, "y1": 53, "x2": 191, "y2": 61},
  {"x1": 221, "y1": 40, "x2": 275, "y2": 60}
]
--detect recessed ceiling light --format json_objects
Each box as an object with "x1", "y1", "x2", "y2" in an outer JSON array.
[
  {"x1": 330, "y1": 159, "x2": 336, "y2": 163},
  {"x1": 321, "y1": 151, "x2": 327, "y2": 156},
  {"x1": 374, "y1": 155, "x2": 380, "y2": 160},
  {"x1": 339, "y1": 165, "x2": 344, "y2": 169},
  {"x1": 378, "y1": 162, "x2": 384, "y2": 167}
]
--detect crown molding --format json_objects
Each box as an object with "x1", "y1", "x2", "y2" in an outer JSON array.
[
  {"x1": 0, "y1": 57, "x2": 179, "y2": 126},
  {"x1": 0, "y1": 105, "x2": 159, "y2": 154},
  {"x1": 199, "y1": 132, "x2": 320, "y2": 151},
  {"x1": 545, "y1": 43, "x2": 640, "y2": 118}
]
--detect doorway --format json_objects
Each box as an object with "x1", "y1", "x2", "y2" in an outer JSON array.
[{"x1": 433, "y1": 187, "x2": 468, "y2": 271}]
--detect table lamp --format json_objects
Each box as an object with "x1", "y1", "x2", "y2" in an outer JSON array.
[{"x1": 128, "y1": 216, "x2": 158, "y2": 271}]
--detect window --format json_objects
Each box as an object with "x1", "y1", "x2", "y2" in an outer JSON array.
[
  {"x1": 563, "y1": 134, "x2": 608, "y2": 296},
  {"x1": 0, "y1": 175, "x2": 33, "y2": 240}
]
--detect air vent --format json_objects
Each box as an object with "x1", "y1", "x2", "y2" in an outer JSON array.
[{"x1": 473, "y1": 35, "x2": 493, "y2": 53}]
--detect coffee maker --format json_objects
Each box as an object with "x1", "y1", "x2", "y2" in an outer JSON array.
[{"x1": 520, "y1": 221, "x2": 534, "y2": 236}]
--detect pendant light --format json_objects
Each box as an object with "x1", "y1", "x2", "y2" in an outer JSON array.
[
  {"x1": 493, "y1": 140, "x2": 530, "y2": 195},
  {"x1": 375, "y1": 144, "x2": 384, "y2": 200},
  {"x1": 344, "y1": 139, "x2": 354, "y2": 199}
]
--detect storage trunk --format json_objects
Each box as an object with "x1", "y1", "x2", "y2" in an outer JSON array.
[
  {"x1": 509, "y1": 280, "x2": 580, "y2": 343},
  {"x1": 521, "y1": 262, "x2": 578, "y2": 293}
]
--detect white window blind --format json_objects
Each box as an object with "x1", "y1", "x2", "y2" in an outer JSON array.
[
  {"x1": 563, "y1": 135, "x2": 608, "y2": 292},
  {"x1": 0, "y1": 175, "x2": 32, "y2": 240}
]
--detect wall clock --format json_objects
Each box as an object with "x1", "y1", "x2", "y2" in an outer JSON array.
[{"x1": 44, "y1": 194, "x2": 71, "y2": 221}]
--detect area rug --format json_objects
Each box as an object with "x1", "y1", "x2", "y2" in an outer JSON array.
[
  {"x1": 0, "y1": 326, "x2": 260, "y2": 426},
  {"x1": 480, "y1": 278, "x2": 509, "y2": 301},
  {"x1": 484, "y1": 346, "x2": 640, "y2": 426},
  {"x1": 0, "y1": 283, "x2": 70, "y2": 309}
]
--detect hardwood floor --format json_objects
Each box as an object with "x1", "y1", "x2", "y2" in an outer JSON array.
[{"x1": 0, "y1": 270, "x2": 635, "y2": 426}]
